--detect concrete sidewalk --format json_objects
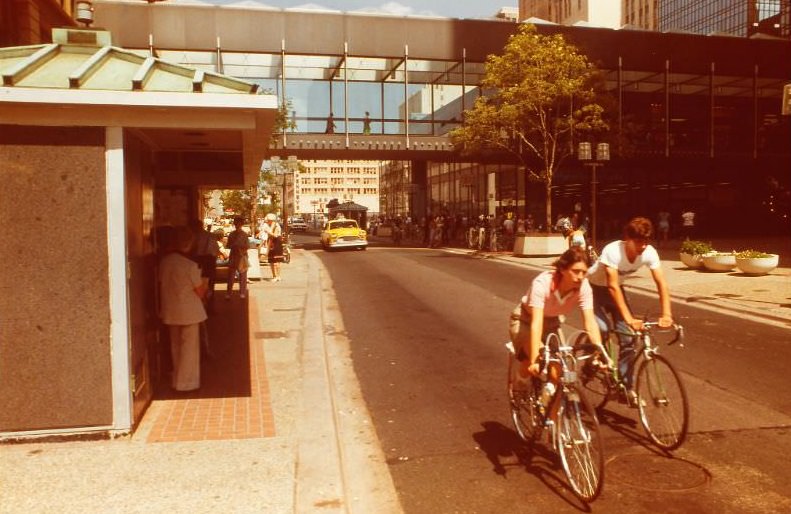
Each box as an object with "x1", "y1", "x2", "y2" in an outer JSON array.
[{"x1": 0, "y1": 252, "x2": 402, "y2": 514}]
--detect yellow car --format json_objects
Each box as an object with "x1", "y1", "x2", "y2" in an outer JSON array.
[{"x1": 320, "y1": 218, "x2": 368, "y2": 251}]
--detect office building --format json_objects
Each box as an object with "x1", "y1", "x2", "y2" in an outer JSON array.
[
  {"x1": 658, "y1": 0, "x2": 791, "y2": 38},
  {"x1": 623, "y1": 0, "x2": 659, "y2": 29},
  {"x1": 297, "y1": 160, "x2": 381, "y2": 218},
  {"x1": 519, "y1": 0, "x2": 622, "y2": 28}
]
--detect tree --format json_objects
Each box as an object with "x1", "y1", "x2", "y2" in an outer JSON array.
[
  {"x1": 220, "y1": 189, "x2": 253, "y2": 220},
  {"x1": 451, "y1": 24, "x2": 608, "y2": 231}
]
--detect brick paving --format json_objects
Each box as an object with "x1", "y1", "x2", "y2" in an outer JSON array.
[{"x1": 147, "y1": 290, "x2": 276, "y2": 443}]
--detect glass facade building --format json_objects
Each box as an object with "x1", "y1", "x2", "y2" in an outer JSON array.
[{"x1": 658, "y1": 0, "x2": 790, "y2": 38}]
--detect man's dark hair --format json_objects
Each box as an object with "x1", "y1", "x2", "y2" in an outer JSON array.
[{"x1": 624, "y1": 217, "x2": 653, "y2": 240}]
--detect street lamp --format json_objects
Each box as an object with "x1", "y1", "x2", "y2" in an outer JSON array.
[{"x1": 578, "y1": 142, "x2": 609, "y2": 250}]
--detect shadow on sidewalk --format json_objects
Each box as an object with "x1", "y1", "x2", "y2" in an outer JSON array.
[{"x1": 153, "y1": 294, "x2": 252, "y2": 400}]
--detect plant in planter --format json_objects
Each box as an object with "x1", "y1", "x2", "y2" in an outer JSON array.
[
  {"x1": 701, "y1": 251, "x2": 737, "y2": 272},
  {"x1": 735, "y1": 249, "x2": 779, "y2": 275},
  {"x1": 679, "y1": 239, "x2": 714, "y2": 269}
]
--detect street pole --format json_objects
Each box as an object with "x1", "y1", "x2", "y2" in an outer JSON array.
[
  {"x1": 578, "y1": 142, "x2": 608, "y2": 251},
  {"x1": 587, "y1": 162, "x2": 599, "y2": 250}
]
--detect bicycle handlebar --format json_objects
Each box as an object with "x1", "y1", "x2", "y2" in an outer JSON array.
[{"x1": 630, "y1": 321, "x2": 685, "y2": 347}]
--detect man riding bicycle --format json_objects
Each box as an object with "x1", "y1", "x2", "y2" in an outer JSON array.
[{"x1": 586, "y1": 217, "x2": 673, "y2": 400}]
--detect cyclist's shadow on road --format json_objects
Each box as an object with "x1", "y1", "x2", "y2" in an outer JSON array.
[{"x1": 473, "y1": 421, "x2": 592, "y2": 510}]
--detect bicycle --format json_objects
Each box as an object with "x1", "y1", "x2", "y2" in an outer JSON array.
[
  {"x1": 507, "y1": 329, "x2": 605, "y2": 502},
  {"x1": 573, "y1": 321, "x2": 689, "y2": 451}
]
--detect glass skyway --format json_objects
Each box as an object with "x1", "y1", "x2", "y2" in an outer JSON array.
[{"x1": 151, "y1": 47, "x2": 486, "y2": 138}]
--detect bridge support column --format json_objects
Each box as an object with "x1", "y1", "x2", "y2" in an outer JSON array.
[{"x1": 410, "y1": 160, "x2": 427, "y2": 221}]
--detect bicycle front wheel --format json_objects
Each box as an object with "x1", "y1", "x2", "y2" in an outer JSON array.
[
  {"x1": 635, "y1": 354, "x2": 689, "y2": 451},
  {"x1": 557, "y1": 389, "x2": 605, "y2": 502}
]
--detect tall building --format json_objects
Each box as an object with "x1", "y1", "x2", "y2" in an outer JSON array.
[
  {"x1": 519, "y1": 0, "x2": 622, "y2": 28},
  {"x1": 495, "y1": 7, "x2": 519, "y2": 22},
  {"x1": 296, "y1": 160, "x2": 381, "y2": 219},
  {"x1": 658, "y1": 0, "x2": 790, "y2": 38},
  {"x1": 623, "y1": 0, "x2": 659, "y2": 30}
]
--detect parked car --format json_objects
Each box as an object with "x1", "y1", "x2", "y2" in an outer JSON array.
[
  {"x1": 289, "y1": 216, "x2": 308, "y2": 232},
  {"x1": 320, "y1": 218, "x2": 368, "y2": 251}
]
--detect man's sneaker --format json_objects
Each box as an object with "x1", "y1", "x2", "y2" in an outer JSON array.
[
  {"x1": 240, "y1": 293, "x2": 247, "y2": 299},
  {"x1": 225, "y1": 293, "x2": 231, "y2": 300}
]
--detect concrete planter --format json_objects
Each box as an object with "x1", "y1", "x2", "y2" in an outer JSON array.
[
  {"x1": 735, "y1": 254, "x2": 779, "y2": 275},
  {"x1": 513, "y1": 234, "x2": 567, "y2": 257},
  {"x1": 702, "y1": 252, "x2": 736, "y2": 272},
  {"x1": 679, "y1": 252, "x2": 704, "y2": 269}
]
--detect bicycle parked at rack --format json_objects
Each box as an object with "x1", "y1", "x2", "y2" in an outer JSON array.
[
  {"x1": 507, "y1": 329, "x2": 605, "y2": 503},
  {"x1": 573, "y1": 321, "x2": 688, "y2": 451}
]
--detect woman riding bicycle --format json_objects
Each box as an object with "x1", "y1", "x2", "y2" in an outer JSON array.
[{"x1": 509, "y1": 246, "x2": 604, "y2": 382}]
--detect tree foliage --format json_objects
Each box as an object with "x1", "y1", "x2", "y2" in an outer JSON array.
[
  {"x1": 220, "y1": 189, "x2": 253, "y2": 220},
  {"x1": 451, "y1": 24, "x2": 608, "y2": 229}
]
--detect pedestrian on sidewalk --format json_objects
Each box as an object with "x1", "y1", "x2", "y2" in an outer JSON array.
[
  {"x1": 680, "y1": 209, "x2": 696, "y2": 240},
  {"x1": 657, "y1": 210, "x2": 671, "y2": 247},
  {"x1": 159, "y1": 226, "x2": 208, "y2": 392},
  {"x1": 262, "y1": 213, "x2": 284, "y2": 282},
  {"x1": 226, "y1": 217, "x2": 250, "y2": 298}
]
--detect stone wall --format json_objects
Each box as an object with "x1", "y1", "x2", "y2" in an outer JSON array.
[{"x1": 0, "y1": 125, "x2": 113, "y2": 432}]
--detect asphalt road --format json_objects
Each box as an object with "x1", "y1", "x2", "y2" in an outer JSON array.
[{"x1": 305, "y1": 236, "x2": 791, "y2": 514}]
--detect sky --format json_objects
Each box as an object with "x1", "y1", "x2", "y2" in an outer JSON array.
[{"x1": 163, "y1": 0, "x2": 515, "y2": 19}]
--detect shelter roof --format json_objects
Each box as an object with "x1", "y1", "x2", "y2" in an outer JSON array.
[
  {"x1": 0, "y1": 28, "x2": 258, "y2": 93},
  {"x1": 0, "y1": 27, "x2": 278, "y2": 188},
  {"x1": 329, "y1": 201, "x2": 369, "y2": 211}
]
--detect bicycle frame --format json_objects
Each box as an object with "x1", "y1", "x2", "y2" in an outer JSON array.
[{"x1": 602, "y1": 322, "x2": 684, "y2": 383}]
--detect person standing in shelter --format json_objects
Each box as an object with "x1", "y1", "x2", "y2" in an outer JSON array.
[
  {"x1": 191, "y1": 219, "x2": 221, "y2": 306},
  {"x1": 262, "y1": 213, "x2": 284, "y2": 282},
  {"x1": 226, "y1": 217, "x2": 250, "y2": 299},
  {"x1": 159, "y1": 226, "x2": 207, "y2": 392}
]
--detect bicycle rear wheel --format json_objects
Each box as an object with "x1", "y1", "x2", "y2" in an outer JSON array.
[
  {"x1": 556, "y1": 389, "x2": 605, "y2": 502},
  {"x1": 508, "y1": 359, "x2": 542, "y2": 442},
  {"x1": 572, "y1": 333, "x2": 612, "y2": 410},
  {"x1": 635, "y1": 354, "x2": 689, "y2": 451}
]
